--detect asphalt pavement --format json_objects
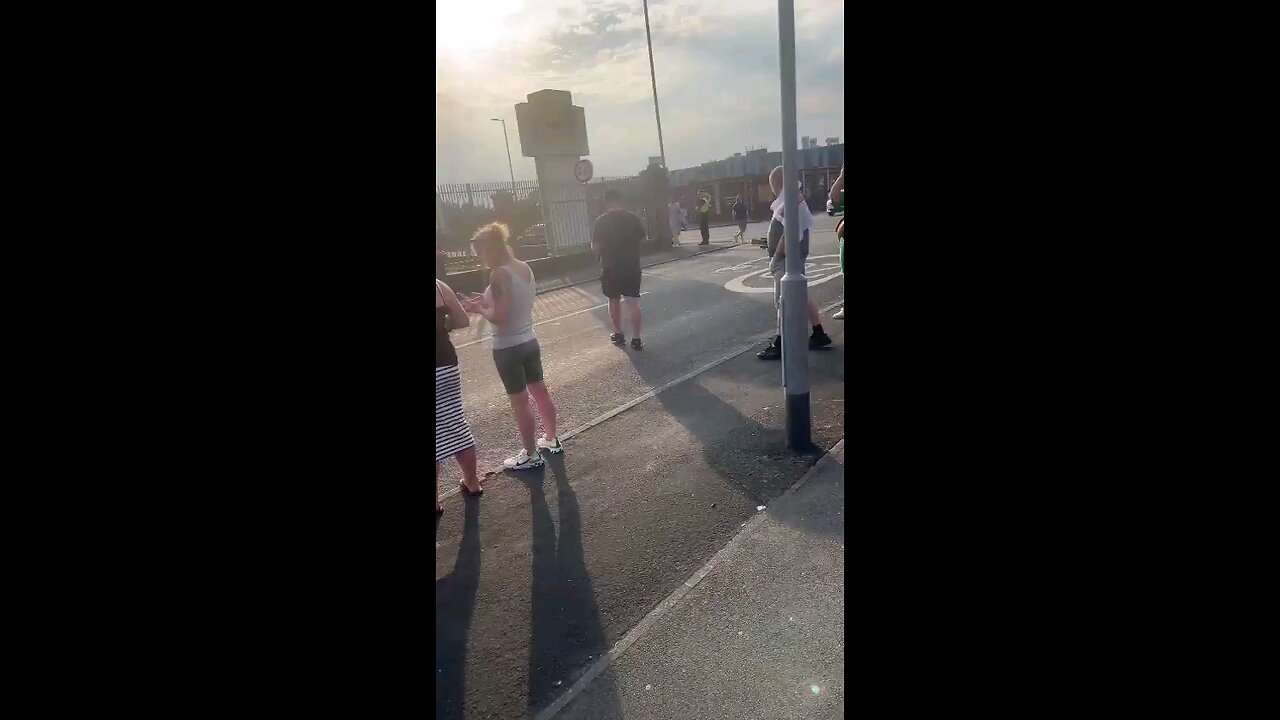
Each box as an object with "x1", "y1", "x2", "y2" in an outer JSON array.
[
  {"x1": 555, "y1": 442, "x2": 845, "y2": 720},
  {"x1": 436, "y1": 214, "x2": 845, "y2": 720}
]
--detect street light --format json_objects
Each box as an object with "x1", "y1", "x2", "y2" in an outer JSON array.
[
  {"x1": 777, "y1": 0, "x2": 811, "y2": 451},
  {"x1": 642, "y1": 0, "x2": 666, "y2": 167},
  {"x1": 490, "y1": 118, "x2": 516, "y2": 187}
]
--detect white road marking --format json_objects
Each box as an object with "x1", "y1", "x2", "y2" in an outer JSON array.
[
  {"x1": 454, "y1": 292, "x2": 652, "y2": 349},
  {"x1": 724, "y1": 254, "x2": 844, "y2": 294},
  {"x1": 534, "y1": 440, "x2": 847, "y2": 720},
  {"x1": 712, "y1": 255, "x2": 772, "y2": 273}
]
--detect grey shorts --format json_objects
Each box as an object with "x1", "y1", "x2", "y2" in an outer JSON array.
[
  {"x1": 769, "y1": 224, "x2": 809, "y2": 309},
  {"x1": 492, "y1": 339, "x2": 543, "y2": 395}
]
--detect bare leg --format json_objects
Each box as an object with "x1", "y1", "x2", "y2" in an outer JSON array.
[
  {"x1": 807, "y1": 297, "x2": 821, "y2": 326},
  {"x1": 624, "y1": 297, "x2": 642, "y2": 339},
  {"x1": 454, "y1": 446, "x2": 481, "y2": 492},
  {"x1": 435, "y1": 461, "x2": 442, "y2": 511},
  {"x1": 508, "y1": 390, "x2": 538, "y2": 454},
  {"x1": 527, "y1": 380, "x2": 558, "y2": 439},
  {"x1": 608, "y1": 298, "x2": 623, "y2": 334}
]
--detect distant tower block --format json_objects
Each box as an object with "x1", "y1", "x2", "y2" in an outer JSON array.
[{"x1": 515, "y1": 90, "x2": 591, "y2": 255}]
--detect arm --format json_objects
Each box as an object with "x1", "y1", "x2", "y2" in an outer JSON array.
[
  {"x1": 477, "y1": 267, "x2": 510, "y2": 326},
  {"x1": 437, "y1": 280, "x2": 470, "y2": 330},
  {"x1": 590, "y1": 219, "x2": 606, "y2": 265}
]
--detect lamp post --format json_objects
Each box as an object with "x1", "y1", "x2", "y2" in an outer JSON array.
[
  {"x1": 777, "y1": 0, "x2": 810, "y2": 451},
  {"x1": 490, "y1": 118, "x2": 516, "y2": 186},
  {"x1": 642, "y1": 0, "x2": 666, "y2": 167}
]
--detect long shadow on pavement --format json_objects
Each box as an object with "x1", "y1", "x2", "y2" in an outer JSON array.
[
  {"x1": 436, "y1": 496, "x2": 483, "y2": 720},
  {"x1": 627, "y1": 342, "x2": 840, "y2": 506},
  {"x1": 526, "y1": 454, "x2": 622, "y2": 717}
]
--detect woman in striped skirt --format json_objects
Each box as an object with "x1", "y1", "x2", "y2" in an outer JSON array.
[{"x1": 436, "y1": 277, "x2": 482, "y2": 517}]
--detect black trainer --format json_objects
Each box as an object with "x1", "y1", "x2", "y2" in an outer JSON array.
[
  {"x1": 631, "y1": 338, "x2": 644, "y2": 350},
  {"x1": 757, "y1": 339, "x2": 782, "y2": 360},
  {"x1": 610, "y1": 332, "x2": 625, "y2": 344},
  {"x1": 810, "y1": 331, "x2": 833, "y2": 349}
]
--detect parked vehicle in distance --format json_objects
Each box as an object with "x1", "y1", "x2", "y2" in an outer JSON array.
[{"x1": 512, "y1": 224, "x2": 549, "y2": 260}]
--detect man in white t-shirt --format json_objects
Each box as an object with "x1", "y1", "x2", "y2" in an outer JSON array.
[
  {"x1": 757, "y1": 165, "x2": 831, "y2": 360},
  {"x1": 667, "y1": 196, "x2": 683, "y2": 246}
]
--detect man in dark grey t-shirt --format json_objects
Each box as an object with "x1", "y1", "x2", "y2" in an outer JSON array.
[{"x1": 591, "y1": 189, "x2": 646, "y2": 350}]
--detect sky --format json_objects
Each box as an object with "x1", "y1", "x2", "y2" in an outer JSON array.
[{"x1": 435, "y1": 0, "x2": 844, "y2": 184}]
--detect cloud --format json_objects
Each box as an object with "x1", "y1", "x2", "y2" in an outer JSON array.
[{"x1": 435, "y1": 0, "x2": 843, "y2": 183}]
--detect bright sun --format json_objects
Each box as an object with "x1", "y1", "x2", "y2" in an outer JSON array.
[{"x1": 436, "y1": 0, "x2": 524, "y2": 56}]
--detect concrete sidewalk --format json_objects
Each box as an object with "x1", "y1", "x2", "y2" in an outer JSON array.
[{"x1": 551, "y1": 441, "x2": 845, "y2": 720}]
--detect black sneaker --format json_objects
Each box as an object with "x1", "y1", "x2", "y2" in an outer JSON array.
[
  {"x1": 757, "y1": 342, "x2": 782, "y2": 360},
  {"x1": 810, "y1": 332, "x2": 833, "y2": 349},
  {"x1": 610, "y1": 332, "x2": 625, "y2": 344},
  {"x1": 631, "y1": 338, "x2": 644, "y2": 350}
]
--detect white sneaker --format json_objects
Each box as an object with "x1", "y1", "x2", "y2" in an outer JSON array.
[
  {"x1": 833, "y1": 307, "x2": 845, "y2": 319},
  {"x1": 537, "y1": 435, "x2": 563, "y2": 454},
  {"x1": 503, "y1": 449, "x2": 544, "y2": 470}
]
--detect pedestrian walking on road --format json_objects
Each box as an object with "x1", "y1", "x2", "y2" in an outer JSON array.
[
  {"x1": 667, "y1": 196, "x2": 683, "y2": 246},
  {"x1": 697, "y1": 191, "x2": 711, "y2": 245},
  {"x1": 732, "y1": 195, "x2": 749, "y2": 243},
  {"x1": 460, "y1": 223, "x2": 562, "y2": 470},
  {"x1": 758, "y1": 165, "x2": 832, "y2": 360},
  {"x1": 436, "y1": 278, "x2": 482, "y2": 515},
  {"x1": 591, "y1": 189, "x2": 645, "y2": 350}
]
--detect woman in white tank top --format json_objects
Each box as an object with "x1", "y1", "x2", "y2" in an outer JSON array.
[{"x1": 460, "y1": 223, "x2": 563, "y2": 470}]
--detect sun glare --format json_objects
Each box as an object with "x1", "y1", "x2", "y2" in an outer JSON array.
[{"x1": 436, "y1": 0, "x2": 524, "y2": 56}]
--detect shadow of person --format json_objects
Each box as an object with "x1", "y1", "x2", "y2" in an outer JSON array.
[
  {"x1": 622, "y1": 335, "x2": 844, "y2": 533},
  {"x1": 435, "y1": 496, "x2": 482, "y2": 720},
  {"x1": 526, "y1": 455, "x2": 622, "y2": 717}
]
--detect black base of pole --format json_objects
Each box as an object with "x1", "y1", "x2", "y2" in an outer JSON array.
[{"x1": 785, "y1": 391, "x2": 811, "y2": 451}]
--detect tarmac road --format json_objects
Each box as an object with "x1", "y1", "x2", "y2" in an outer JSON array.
[{"x1": 436, "y1": 214, "x2": 845, "y2": 720}]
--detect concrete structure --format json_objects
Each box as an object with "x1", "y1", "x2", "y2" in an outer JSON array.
[{"x1": 515, "y1": 90, "x2": 592, "y2": 256}]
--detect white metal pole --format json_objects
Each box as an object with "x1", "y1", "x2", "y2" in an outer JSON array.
[{"x1": 777, "y1": 0, "x2": 810, "y2": 450}]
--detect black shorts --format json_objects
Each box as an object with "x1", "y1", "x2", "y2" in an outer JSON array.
[
  {"x1": 601, "y1": 265, "x2": 641, "y2": 299},
  {"x1": 492, "y1": 339, "x2": 543, "y2": 395}
]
